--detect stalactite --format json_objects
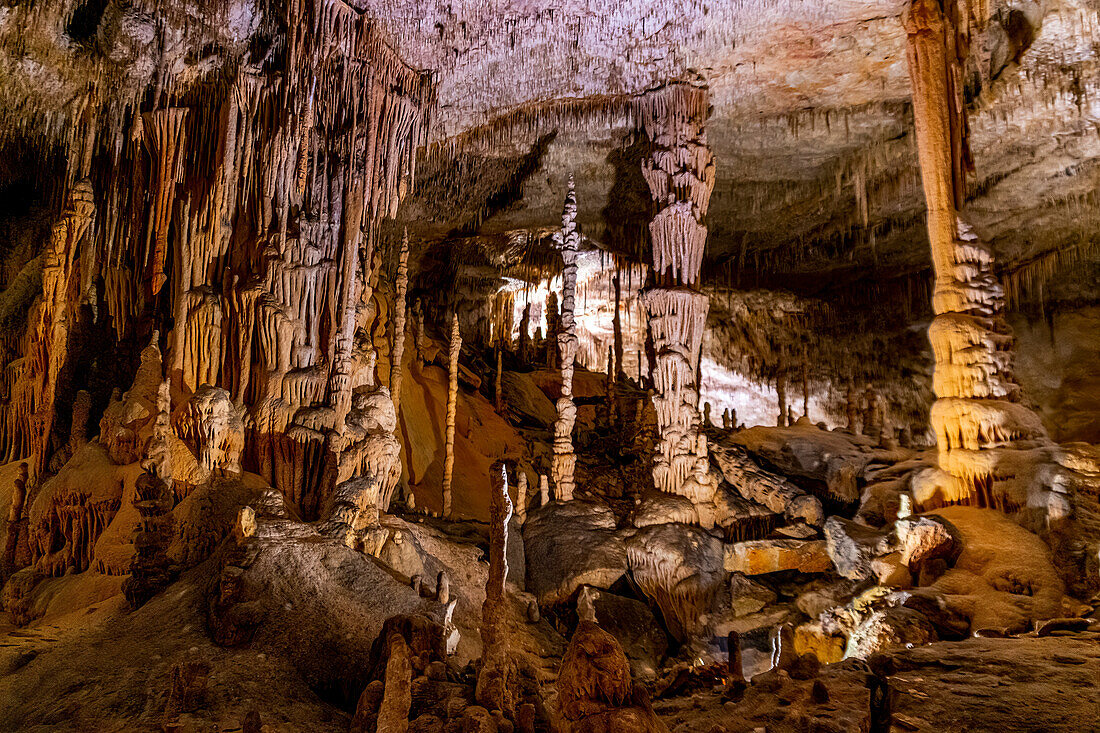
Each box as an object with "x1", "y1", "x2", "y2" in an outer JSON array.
[
  {"x1": 442, "y1": 313, "x2": 461, "y2": 518},
  {"x1": 550, "y1": 178, "x2": 579, "y2": 503},
  {"x1": 390, "y1": 229, "x2": 410, "y2": 413},
  {"x1": 639, "y1": 83, "x2": 714, "y2": 507},
  {"x1": 142, "y1": 109, "x2": 188, "y2": 298}
]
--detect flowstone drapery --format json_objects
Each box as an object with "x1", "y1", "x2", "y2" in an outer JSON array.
[
  {"x1": 904, "y1": 0, "x2": 1069, "y2": 524},
  {"x1": 551, "y1": 178, "x2": 580, "y2": 502},
  {"x1": 639, "y1": 84, "x2": 717, "y2": 510}
]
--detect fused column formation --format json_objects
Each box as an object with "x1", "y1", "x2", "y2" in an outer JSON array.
[
  {"x1": 639, "y1": 84, "x2": 716, "y2": 500},
  {"x1": 551, "y1": 178, "x2": 580, "y2": 502},
  {"x1": 904, "y1": 0, "x2": 1063, "y2": 517}
]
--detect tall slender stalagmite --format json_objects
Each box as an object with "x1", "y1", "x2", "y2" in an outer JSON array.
[
  {"x1": 390, "y1": 229, "x2": 411, "y2": 413},
  {"x1": 904, "y1": 0, "x2": 1067, "y2": 521},
  {"x1": 476, "y1": 460, "x2": 513, "y2": 713},
  {"x1": 551, "y1": 177, "x2": 579, "y2": 502},
  {"x1": 442, "y1": 313, "x2": 461, "y2": 517},
  {"x1": 639, "y1": 83, "x2": 715, "y2": 502}
]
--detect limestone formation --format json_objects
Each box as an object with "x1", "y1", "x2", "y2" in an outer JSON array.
[
  {"x1": 640, "y1": 84, "x2": 715, "y2": 506},
  {"x1": 551, "y1": 178, "x2": 580, "y2": 502},
  {"x1": 122, "y1": 464, "x2": 173, "y2": 609},
  {"x1": 0, "y1": 1, "x2": 1098, "y2": 731},
  {"x1": 390, "y1": 229, "x2": 411, "y2": 413},
  {"x1": 442, "y1": 313, "x2": 461, "y2": 518},
  {"x1": 476, "y1": 460, "x2": 513, "y2": 714},
  {"x1": 514, "y1": 470, "x2": 529, "y2": 525},
  {"x1": 376, "y1": 633, "x2": 413, "y2": 733},
  {"x1": 558, "y1": 620, "x2": 669, "y2": 732},
  {"x1": 903, "y1": 0, "x2": 1069, "y2": 523}
]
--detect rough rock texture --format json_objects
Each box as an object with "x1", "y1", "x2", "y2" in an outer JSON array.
[
  {"x1": 523, "y1": 500, "x2": 629, "y2": 605},
  {"x1": 724, "y1": 539, "x2": 833, "y2": 576},
  {"x1": 557, "y1": 620, "x2": 669, "y2": 733},
  {"x1": 577, "y1": 586, "x2": 669, "y2": 680},
  {"x1": 626, "y1": 522, "x2": 726, "y2": 641}
]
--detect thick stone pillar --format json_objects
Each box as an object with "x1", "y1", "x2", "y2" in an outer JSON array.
[
  {"x1": 639, "y1": 83, "x2": 715, "y2": 498},
  {"x1": 904, "y1": 0, "x2": 1067, "y2": 522}
]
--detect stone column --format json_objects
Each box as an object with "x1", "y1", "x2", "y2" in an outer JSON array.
[
  {"x1": 904, "y1": 0, "x2": 1062, "y2": 517},
  {"x1": 551, "y1": 178, "x2": 579, "y2": 502},
  {"x1": 639, "y1": 84, "x2": 714, "y2": 497}
]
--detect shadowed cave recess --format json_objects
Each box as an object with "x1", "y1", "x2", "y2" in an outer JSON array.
[{"x1": 0, "y1": 0, "x2": 1099, "y2": 731}]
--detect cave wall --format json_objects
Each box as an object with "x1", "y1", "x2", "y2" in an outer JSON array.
[{"x1": 1012, "y1": 307, "x2": 1100, "y2": 443}]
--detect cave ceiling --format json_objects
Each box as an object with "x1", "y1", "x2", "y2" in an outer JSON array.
[
  {"x1": 0, "y1": 0, "x2": 1098, "y2": 303},
  {"x1": 375, "y1": 0, "x2": 1100, "y2": 303}
]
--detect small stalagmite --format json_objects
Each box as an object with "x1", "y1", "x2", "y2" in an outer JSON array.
[
  {"x1": 122, "y1": 464, "x2": 173, "y2": 609},
  {"x1": 442, "y1": 313, "x2": 461, "y2": 517},
  {"x1": 514, "y1": 470, "x2": 529, "y2": 525},
  {"x1": 539, "y1": 474, "x2": 550, "y2": 506},
  {"x1": 375, "y1": 633, "x2": 413, "y2": 733}
]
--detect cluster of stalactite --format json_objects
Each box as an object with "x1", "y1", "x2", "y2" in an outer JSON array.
[
  {"x1": 550, "y1": 178, "x2": 580, "y2": 502},
  {"x1": 2, "y1": 1, "x2": 434, "y2": 574},
  {"x1": 639, "y1": 83, "x2": 716, "y2": 503},
  {"x1": 904, "y1": 0, "x2": 1069, "y2": 523}
]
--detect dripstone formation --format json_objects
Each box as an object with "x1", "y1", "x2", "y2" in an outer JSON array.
[{"x1": 0, "y1": 1, "x2": 1098, "y2": 732}]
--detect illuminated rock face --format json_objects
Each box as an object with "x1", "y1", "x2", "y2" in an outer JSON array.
[
  {"x1": 1, "y1": 1, "x2": 432, "y2": 572},
  {"x1": 904, "y1": 0, "x2": 1068, "y2": 524},
  {"x1": 640, "y1": 84, "x2": 716, "y2": 505}
]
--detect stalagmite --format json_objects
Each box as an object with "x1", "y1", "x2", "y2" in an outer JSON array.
[
  {"x1": 518, "y1": 302, "x2": 532, "y2": 364},
  {"x1": 515, "y1": 471, "x2": 528, "y2": 525},
  {"x1": 495, "y1": 347, "x2": 504, "y2": 412},
  {"x1": 442, "y1": 313, "x2": 461, "y2": 517},
  {"x1": 122, "y1": 464, "x2": 173, "y2": 609},
  {"x1": 640, "y1": 83, "x2": 716, "y2": 511},
  {"x1": 390, "y1": 229, "x2": 411, "y2": 413},
  {"x1": 846, "y1": 386, "x2": 860, "y2": 433},
  {"x1": 777, "y1": 380, "x2": 788, "y2": 427},
  {"x1": 476, "y1": 460, "x2": 513, "y2": 713},
  {"x1": 375, "y1": 634, "x2": 412, "y2": 733},
  {"x1": 539, "y1": 474, "x2": 550, "y2": 506},
  {"x1": 551, "y1": 178, "x2": 580, "y2": 503}
]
